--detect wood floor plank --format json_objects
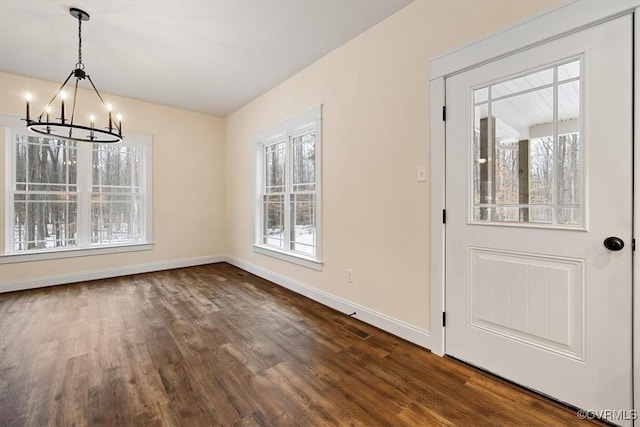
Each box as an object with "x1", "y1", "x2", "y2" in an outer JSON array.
[{"x1": 0, "y1": 263, "x2": 605, "y2": 426}]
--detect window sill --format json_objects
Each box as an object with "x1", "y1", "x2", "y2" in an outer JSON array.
[
  {"x1": 253, "y1": 244, "x2": 323, "y2": 271},
  {"x1": 0, "y1": 243, "x2": 154, "y2": 264}
]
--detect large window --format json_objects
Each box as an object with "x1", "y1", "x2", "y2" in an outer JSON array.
[
  {"x1": 3, "y1": 123, "x2": 152, "y2": 259},
  {"x1": 255, "y1": 106, "x2": 322, "y2": 269}
]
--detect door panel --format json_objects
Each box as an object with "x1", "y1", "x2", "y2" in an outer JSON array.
[
  {"x1": 445, "y1": 15, "x2": 633, "y2": 417},
  {"x1": 469, "y1": 248, "x2": 584, "y2": 360}
]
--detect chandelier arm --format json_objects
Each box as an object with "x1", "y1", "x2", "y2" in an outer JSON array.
[
  {"x1": 86, "y1": 75, "x2": 121, "y2": 133},
  {"x1": 69, "y1": 78, "x2": 80, "y2": 138},
  {"x1": 37, "y1": 70, "x2": 74, "y2": 119},
  {"x1": 86, "y1": 75, "x2": 107, "y2": 106}
]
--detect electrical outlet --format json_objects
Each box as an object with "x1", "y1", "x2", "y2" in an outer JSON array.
[{"x1": 346, "y1": 269, "x2": 353, "y2": 283}]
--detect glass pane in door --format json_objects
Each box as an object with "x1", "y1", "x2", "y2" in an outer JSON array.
[{"x1": 472, "y1": 59, "x2": 582, "y2": 226}]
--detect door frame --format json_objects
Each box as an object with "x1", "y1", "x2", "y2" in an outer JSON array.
[{"x1": 429, "y1": 0, "x2": 640, "y2": 414}]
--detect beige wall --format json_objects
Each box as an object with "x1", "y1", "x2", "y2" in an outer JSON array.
[
  {"x1": 0, "y1": 72, "x2": 227, "y2": 283},
  {"x1": 224, "y1": 0, "x2": 560, "y2": 331}
]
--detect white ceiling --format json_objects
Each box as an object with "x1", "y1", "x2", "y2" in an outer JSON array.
[{"x1": 0, "y1": 0, "x2": 411, "y2": 117}]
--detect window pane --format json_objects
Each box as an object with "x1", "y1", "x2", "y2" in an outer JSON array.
[
  {"x1": 13, "y1": 193, "x2": 77, "y2": 251},
  {"x1": 558, "y1": 60, "x2": 580, "y2": 82},
  {"x1": 472, "y1": 60, "x2": 582, "y2": 226},
  {"x1": 15, "y1": 142, "x2": 27, "y2": 185},
  {"x1": 92, "y1": 145, "x2": 141, "y2": 193},
  {"x1": 474, "y1": 87, "x2": 488, "y2": 104},
  {"x1": 265, "y1": 142, "x2": 285, "y2": 193},
  {"x1": 290, "y1": 193, "x2": 315, "y2": 255},
  {"x1": 15, "y1": 135, "x2": 77, "y2": 192},
  {"x1": 292, "y1": 133, "x2": 316, "y2": 192},
  {"x1": 529, "y1": 136, "x2": 554, "y2": 220},
  {"x1": 491, "y1": 67, "x2": 553, "y2": 98},
  {"x1": 91, "y1": 194, "x2": 142, "y2": 245},
  {"x1": 263, "y1": 194, "x2": 284, "y2": 248}
]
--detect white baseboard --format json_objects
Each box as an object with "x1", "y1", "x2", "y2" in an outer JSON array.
[
  {"x1": 224, "y1": 255, "x2": 432, "y2": 350},
  {"x1": 0, "y1": 255, "x2": 226, "y2": 293}
]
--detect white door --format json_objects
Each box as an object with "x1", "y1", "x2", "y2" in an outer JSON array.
[{"x1": 445, "y1": 14, "x2": 633, "y2": 418}]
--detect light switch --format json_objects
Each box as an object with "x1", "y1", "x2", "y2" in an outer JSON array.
[{"x1": 416, "y1": 165, "x2": 427, "y2": 182}]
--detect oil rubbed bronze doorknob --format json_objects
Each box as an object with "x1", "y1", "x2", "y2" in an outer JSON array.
[{"x1": 603, "y1": 236, "x2": 624, "y2": 251}]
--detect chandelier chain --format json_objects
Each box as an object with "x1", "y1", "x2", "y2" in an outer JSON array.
[{"x1": 77, "y1": 15, "x2": 83, "y2": 69}]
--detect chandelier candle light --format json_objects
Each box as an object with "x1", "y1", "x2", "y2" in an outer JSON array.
[{"x1": 24, "y1": 8, "x2": 124, "y2": 143}]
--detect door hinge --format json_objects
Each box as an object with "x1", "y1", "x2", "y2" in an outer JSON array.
[
  {"x1": 442, "y1": 209, "x2": 446, "y2": 224},
  {"x1": 633, "y1": 238, "x2": 636, "y2": 251},
  {"x1": 442, "y1": 312, "x2": 446, "y2": 327},
  {"x1": 442, "y1": 106, "x2": 446, "y2": 121}
]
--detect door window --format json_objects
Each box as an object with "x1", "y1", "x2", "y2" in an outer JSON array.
[{"x1": 472, "y1": 59, "x2": 582, "y2": 226}]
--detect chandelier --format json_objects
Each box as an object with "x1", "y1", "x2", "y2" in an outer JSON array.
[{"x1": 24, "y1": 8, "x2": 123, "y2": 143}]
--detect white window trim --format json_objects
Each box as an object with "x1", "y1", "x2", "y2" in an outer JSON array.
[
  {"x1": 0, "y1": 243, "x2": 153, "y2": 264},
  {"x1": 254, "y1": 105, "x2": 323, "y2": 269},
  {"x1": 1, "y1": 113, "x2": 153, "y2": 262},
  {"x1": 253, "y1": 244, "x2": 322, "y2": 271}
]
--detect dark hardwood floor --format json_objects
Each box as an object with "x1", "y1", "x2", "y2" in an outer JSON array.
[{"x1": 0, "y1": 263, "x2": 602, "y2": 426}]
